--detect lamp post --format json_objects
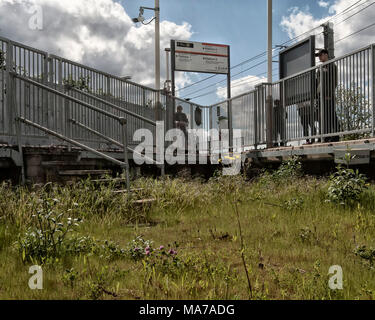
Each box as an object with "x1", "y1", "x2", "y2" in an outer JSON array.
[
  {"x1": 267, "y1": 0, "x2": 272, "y2": 84},
  {"x1": 155, "y1": 0, "x2": 160, "y2": 91},
  {"x1": 266, "y1": 0, "x2": 273, "y2": 148},
  {"x1": 132, "y1": 1, "x2": 160, "y2": 91}
]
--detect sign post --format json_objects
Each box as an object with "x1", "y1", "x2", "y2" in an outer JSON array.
[{"x1": 170, "y1": 40, "x2": 231, "y2": 147}]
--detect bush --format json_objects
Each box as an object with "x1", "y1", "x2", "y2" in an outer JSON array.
[
  {"x1": 258, "y1": 156, "x2": 303, "y2": 185},
  {"x1": 327, "y1": 165, "x2": 368, "y2": 206},
  {"x1": 16, "y1": 197, "x2": 82, "y2": 264}
]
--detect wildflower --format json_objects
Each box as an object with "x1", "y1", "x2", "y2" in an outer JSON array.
[
  {"x1": 134, "y1": 248, "x2": 139, "y2": 252},
  {"x1": 159, "y1": 245, "x2": 165, "y2": 250},
  {"x1": 168, "y1": 249, "x2": 177, "y2": 255}
]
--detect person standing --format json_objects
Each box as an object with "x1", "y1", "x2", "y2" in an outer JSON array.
[{"x1": 315, "y1": 49, "x2": 340, "y2": 143}]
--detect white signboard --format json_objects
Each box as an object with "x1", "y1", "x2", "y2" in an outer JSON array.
[{"x1": 173, "y1": 40, "x2": 229, "y2": 74}]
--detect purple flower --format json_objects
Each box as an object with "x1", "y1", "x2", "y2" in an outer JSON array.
[
  {"x1": 145, "y1": 246, "x2": 151, "y2": 251},
  {"x1": 145, "y1": 250, "x2": 151, "y2": 256},
  {"x1": 168, "y1": 249, "x2": 177, "y2": 255},
  {"x1": 159, "y1": 246, "x2": 165, "y2": 250},
  {"x1": 134, "y1": 248, "x2": 139, "y2": 252}
]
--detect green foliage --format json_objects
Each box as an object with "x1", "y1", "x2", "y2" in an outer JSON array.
[
  {"x1": 62, "y1": 268, "x2": 79, "y2": 289},
  {"x1": 283, "y1": 197, "x2": 304, "y2": 211},
  {"x1": 63, "y1": 75, "x2": 91, "y2": 92},
  {"x1": 127, "y1": 236, "x2": 153, "y2": 261},
  {"x1": 3, "y1": 175, "x2": 375, "y2": 299},
  {"x1": 259, "y1": 156, "x2": 303, "y2": 185},
  {"x1": 336, "y1": 84, "x2": 371, "y2": 140},
  {"x1": 354, "y1": 245, "x2": 375, "y2": 267},
  {"x1": 275, "y1": 156, "x2": 302, "y2": 179},
  {"x1": 16, "y1": 197, "x2": 82, "y2": 264},
  {"x1": 327, "y1": 165, "x2": 368, "y2": 206},
  {"x1": 143, "y1": 243, "x2": 182, "y2": 277}
]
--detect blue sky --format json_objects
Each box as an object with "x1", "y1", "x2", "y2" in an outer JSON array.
[
  {"x1": 1, "y1": 0, "x2": 372, "y2": 105},
  {"x1": 119, "y1": 0, "x2": 336, "y2": 104}
]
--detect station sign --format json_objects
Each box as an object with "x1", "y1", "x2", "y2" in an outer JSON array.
[{"x1": 171, "y1": 40, "x2": 229, "y2": 75}]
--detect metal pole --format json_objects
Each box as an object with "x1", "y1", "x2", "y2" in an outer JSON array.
[
  {"x1": 165, "y1": 48, "x2": 170, "y2": 83},
  {"x1": 371, "y1": 44, "x2": 375, "y2": 137},
  {"x1": 6, "y1": 41, "x2": 13, "y2": 135},
  {"x1": 266, "y1": 0, "x2": 273, "y2": 148},
  {"x1": 120, "y1": 117, "x2": 131, "y2": 194},
  {"x1": 320, "y1": 65, "x2": 325, "y2": 142},
  {"x1": 155, "y1": 0, "x2": 164, "y2": 177},
  {"x1": 155, "y1": 0, "x2": 160, "y2": 91},
  {"x1": 267, "y1": 0, "x2": 273, "y2": 84},
  {"x1": 11, "y1": 74, "x2": 25, "y2": 184},
  {"x1": 227, "y1": 45, "x2": 233, "y2": 152}
]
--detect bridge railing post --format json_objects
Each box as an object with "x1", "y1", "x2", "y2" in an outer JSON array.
[
  {"x1": 319, "y1": 65, "x2": 325, "y2": 142},
  {"x1": 281, "y1": 80, "x2": 287, "y2": 146},
  {"x1": 265, "y1": 83, "x2": 273, "y2": 149},
  {"x1": 6, "y1": 41, "x2": 14, "y2": 136},
  {"x1": 371, "y1": 44, "x2": 375, "y2": 137},
  {"x1": 254, "y1": 84, "x2": 261, "y2": 149},
  {"x1": 120, "y1": 117, "x2": 130, "y2": 194},
  {"x1": 10, "y1": 73, "x2": 25, "y2": 184}
]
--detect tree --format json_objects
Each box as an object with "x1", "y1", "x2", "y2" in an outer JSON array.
[{"x1": 336, "y1": 83, "x2": 371, "y2": 141}]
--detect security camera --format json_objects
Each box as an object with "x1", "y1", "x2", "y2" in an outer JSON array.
[
  {"x1": 132, "y1": 14, "x2": 145, "y2": 23},
  {"x1": 132, "y1": 7, "x2": 145, "y2": 23}
]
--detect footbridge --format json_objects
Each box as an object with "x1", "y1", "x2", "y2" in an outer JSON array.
[{"x1": 0, "y1": 36, "x2": 374, "y2": 185}]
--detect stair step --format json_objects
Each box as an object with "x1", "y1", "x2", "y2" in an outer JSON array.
[
  {"x1": 42, "y1": 161, "x2": 84, "y2": 167},
  {"x1": 58, "y1": 170, "x2": 111, "y2": 176}
]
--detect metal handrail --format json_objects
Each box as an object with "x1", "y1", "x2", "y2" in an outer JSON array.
[
  {"x1": 18, "y1": 117, "x2": 126, "y2": 167},
  {"x1": 69, "y1": 119, "x2": 158, "y2": 165},
  {"x1": 68, "y1": 87, "x2": 157, "y2": 126},
  {"x1": 11, "y1": 72, "x2": 123, "y2": 122},
  {"x1": 49, "y1": 54, "x2": 159, "y2": 92},
  {"x1": 207, "y1": 43, "x2": 374, "y2": 108}
]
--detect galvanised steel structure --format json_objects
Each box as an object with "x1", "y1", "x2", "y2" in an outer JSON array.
[
  {"x1": 0, "y1": 35, "x2": 374, "y2": 166},
  {"x1": 210, "y1": 43, "x2": 375, "y2": 149},
  {"x1": 0, "y1": 35, "x2": 210, "y2": 151}
]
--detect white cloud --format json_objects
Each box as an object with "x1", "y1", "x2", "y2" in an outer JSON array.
[
  {"x1": 281, "y1": 0, "x2": 374, "y2": 57},
  {"x1": 216, "y1": 75, "x2": 267, "y2": 100},
  {"x1": 318, "y1": 1, "x2": 330, "y2": 8},
  {"x1": 0, "y1": 0, "x2": 193, "y2": 88}
]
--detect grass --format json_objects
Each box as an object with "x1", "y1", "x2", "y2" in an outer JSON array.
[{"x1": 1, "y1": 165, "x2": 375, "y2": 300}]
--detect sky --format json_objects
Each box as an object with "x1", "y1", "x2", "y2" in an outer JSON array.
[{"x1": 0, "y1": 0, "x2": 374, "y2": 105}]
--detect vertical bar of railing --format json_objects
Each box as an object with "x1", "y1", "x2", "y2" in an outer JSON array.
[
  {"x1": 266, "y1": 83, "x2": 273, "y2": 148},
  {"x1": 319, "y1": 65, "x2": 325, "y2": 142},
  {"x1": 11, "y1": 74, "x2": 25, "y2": 183},
  {"x1": 254, "y1": 85, "x2": 259, "y2": 149},
  {"x1": 43, "y1": 53, "x2": 49, "y2": 128},
  {"x1": 228, "y1": 98, "x2": 233, "y2": 152},
  {"x1": 120, "y1": 117, "x2": 130, "y2": 194},
  {"x1": 371, "y1": 44, "x2": 375, "y2": 137},
  {"x1": 6, "y1": 41, "x2": 14, "y2": 136},
  {"x1": 282, "y1": 80, "x2": 287, "y2": 146},
  {"x1": 65, "y1": 98, "x2": 72, "y2": 152}
]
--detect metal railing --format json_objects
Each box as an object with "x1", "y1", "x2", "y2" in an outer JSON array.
[
  {"x1": 11, "y1": 72, "x2": 132, "y2": 190},
  {"x1": 208, "y1": 43, "x2": 375, "y2": 149},
  {"x1": 1, "y1": 34, "x2": 374, "y2": 171}
]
